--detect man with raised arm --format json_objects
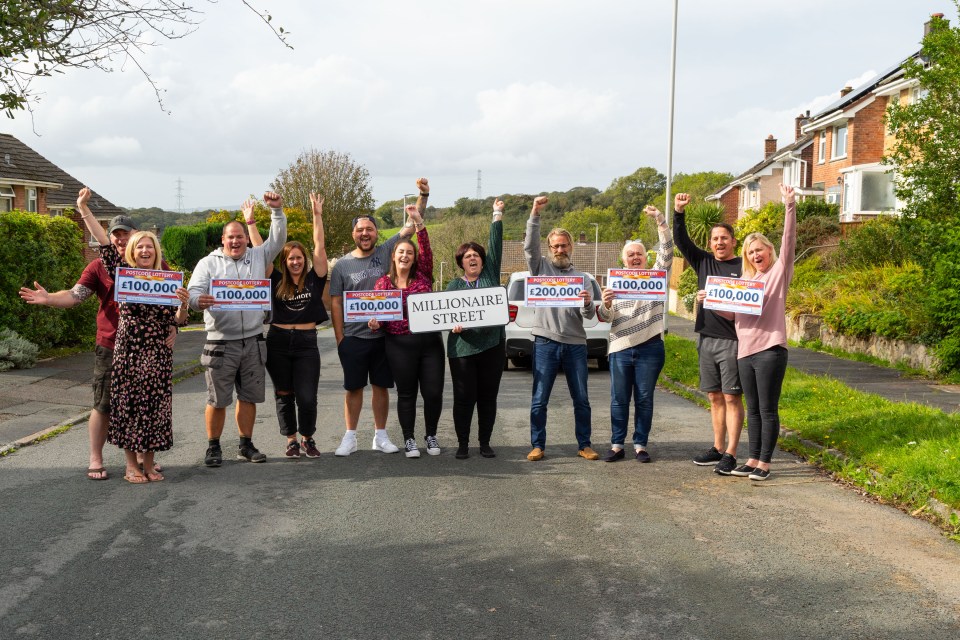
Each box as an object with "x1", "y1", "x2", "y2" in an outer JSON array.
[
  {"x1": 524, "y1": 195, "x2": 600, "y2": 462},
  {"x1": 673, "y1": 192, "x2": 744, "y2": 475},
  {"x1": 187, "y1": 192, "x2": 287, "y2": 467},
  {"x1": 328, "y1": 179, "x2": 423, "y2": 457}
]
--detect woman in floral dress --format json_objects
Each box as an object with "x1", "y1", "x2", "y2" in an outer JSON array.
[{"x1": 78, "y1": 188, "x2": 189, "y2": 483}]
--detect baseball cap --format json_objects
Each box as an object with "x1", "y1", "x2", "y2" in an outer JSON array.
[
  {"x1": 351, "y1": 215, "x2": 378, "y2": 230},
  {"x1": 108, "y1": 215, "x2": 137, "y2": 235}
]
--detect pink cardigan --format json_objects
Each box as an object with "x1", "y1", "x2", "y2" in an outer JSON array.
[
  {"x1": 374, "y1": 227, "x2": 433, "y2": 336},
  {"x1": 735, "y1": 200, "x2": 796, "y2": 359}
]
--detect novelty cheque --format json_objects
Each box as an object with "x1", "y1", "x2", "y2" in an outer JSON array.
[
  {"x1": 525, "y1": 275, "x2": 584, "y2": 307},
  {"x1": 114, "y1": 268, "x2": 183, "y2": 306},
  {"x1": 344, "y1": 290, "x2": 403, "y2": 323},
  {"x1": 702, "y1": 276, "x2": 766, "y2": 316},
  {"x1": 607, "y1": 269, "x2": 667, "y2": 301},
  {"x1": 209, "y1": 279, "x2": 272, "y2": 311},
  {"x1": 406, "y1": 287, "x2": 509, "y2": 333}
]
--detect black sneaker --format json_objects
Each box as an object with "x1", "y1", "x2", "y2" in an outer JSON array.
[
  {"x1": 284, "y1": 440, "x2": 301, "y2": 459},
  {"x1": 301, "y1": 438, "x2": 321, "y2": 459},
  {"x1": 238, "y1": 442, "x2": 267, "y2": 463},
  {"x1": 730, "y1": 464, "x2": 756, "y2": 477},
  {"x1": 714, "y1": 453, "x2": 736, "y2": 475},
  {"x1": 204, "y1": 444, "x2": 223, "y2": 467},
  {"x1": 693, "y1": 446, "x2": 723, "y2": 466},
  {"x1": 455, "y1": 444, "x2": 469, "y2": 460},
  {"x1": 479, "y1": 444, "x2": 496, "y2": 458},
  {"x1": 749, "y1": 468, "x2": 771, "y2": 481}
]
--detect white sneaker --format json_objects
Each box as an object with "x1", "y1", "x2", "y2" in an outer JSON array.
[
  {"x1": 372, "y1": 431, "x2": 399, "y2": 454},
  {"x1": 335, "y1": 433, "x2": 358, "y2": 457},
  {"x1": 404, "y1": 438, "x2": 421, "y2": 458},
  {"x1": 425, "y1": 435, "x2": 441, "y2": 456}
]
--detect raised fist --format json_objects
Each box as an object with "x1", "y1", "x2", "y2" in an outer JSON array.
[
  {"x1": 416, "y1": 178, "x2": 429, "y2": 195},
  {"x1": 674, "y1": 193, "x2": 690, "y2": 212}
]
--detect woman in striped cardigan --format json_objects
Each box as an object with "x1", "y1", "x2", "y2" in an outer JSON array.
[{"x1": 597, "y1": 203, "x2": 674, "y2": 463}]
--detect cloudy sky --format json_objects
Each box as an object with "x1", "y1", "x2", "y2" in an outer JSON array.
[{"x1": 3, "y1": 0, "x2": 954, "y2": 210}]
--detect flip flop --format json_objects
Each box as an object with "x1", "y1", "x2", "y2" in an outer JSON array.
[
  {"x1": 124, "y1": 472, "x2": 149, "y2": 484},
  {"x1": 86, "y1": 467, "x2": 109, "y2": 481},
  {"x1": 145, "y1": 471, "x2": 165, "y2": 482},
  {"x1": 139, "y1": 463, "x2": 163, "y2": 473}
]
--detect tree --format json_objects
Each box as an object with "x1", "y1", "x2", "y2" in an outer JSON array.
[
  {"x1": 1, "y1": 1, "x2": 289, "y2": 117},
  {"x1": 598, "y1": 167, "x2": 666, "y2": 231},
  {"x1": 271, "y1": 149, "x2": 376, "y2": 257},
  {"x1": 558, "y1": 206, "x2": 624, "y2": 243},
  {"x1": 649, "y1": 171, "x2": 734, "y2": 213},
  {"x1": 373, "y1": 199, "x2": 401, "y2": 227}
]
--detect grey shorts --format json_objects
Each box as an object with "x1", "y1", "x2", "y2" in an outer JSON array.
[
  {"x1": 697, "y1": 335, "x2": 742, "y2": 395},
  {"x1": 202, "y1": 337, "x2": 267, "y2": 408},
  {"x1": 92, "y1": 345, "x2": 113, "y2": 414}
]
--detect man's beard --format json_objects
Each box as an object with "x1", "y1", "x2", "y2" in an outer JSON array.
[{"x1": 551, "y1": 254, "x2": 570, "y2": 269}]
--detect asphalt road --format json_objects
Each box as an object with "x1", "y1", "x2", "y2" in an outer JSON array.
[{"x1": 2, "y1": 330, "x2": 959, "y2": 639}]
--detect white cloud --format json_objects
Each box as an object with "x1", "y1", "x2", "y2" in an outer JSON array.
[{"x1": 79, "y1": 136, "x2": 142, "y2": 158}]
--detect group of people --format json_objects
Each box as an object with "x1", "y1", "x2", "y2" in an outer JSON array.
[{"x1": 18, "y1": 178, "x2": 796, "y2": 483}]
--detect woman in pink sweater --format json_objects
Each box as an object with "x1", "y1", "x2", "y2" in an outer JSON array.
[{"x1": 711, "y1": 183, "x2": 796, "y2": 481}]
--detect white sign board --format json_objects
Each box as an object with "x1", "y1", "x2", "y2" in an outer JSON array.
[
  {"x1": 702, "y1": 276, "x2": 766, "y2": 316},
  {"x1": 406, "y1": 287, "x2": 509, "y2": 333}
]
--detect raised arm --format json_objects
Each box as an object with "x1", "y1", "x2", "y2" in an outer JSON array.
[
  {"x1": 258, "y1": 191, "x2": 288, "y2": 263},
  {"x1": 415, "y1": 177, "x2": 429, "y2": 216},
  {"x1": 645, "y1": 205, "x2": 674, "y2": 271},
  {"x1": 483, "y1": 199, "x2": 505, "y2": 280},
  {"x1": 243, "y1": 199, "x2": 265, "y2": 248},
  {"x1": 524, "y1": 196, "x2": 548, "y2": 275},
  {"x1": 671, "y1": 192, "x2": 709, "y2": 266},
  {"x1": 76, "y1": 187, "x2": 109, "y2": 247},
  {"x1": 779, "y1": 183, "x2": 797, "y2": 281},
  {"x1": 309, "y1": 193, "x2": 328, "y2": 277}
]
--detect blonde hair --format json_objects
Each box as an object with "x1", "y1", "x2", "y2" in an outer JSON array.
[
  {"x1": 547, "y1": 228, "x2": 574, "y2": 248},
  {"x1": 622, "y1": 239, "x2": 647, "y2": 263},
  {"x1": 124, "y1": 231, "x2": 163, "y2": 270},
  {"x1": 741, "y1": 232, "x2": 777, "y2": 278}
]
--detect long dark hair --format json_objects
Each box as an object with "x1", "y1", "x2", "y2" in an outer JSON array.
[
  {"x1": 276, "y1": 241, "x2": 310, "y2": 300},
  {"x1": 387, "y1": 239, "x2": 426, "y2": 287}
]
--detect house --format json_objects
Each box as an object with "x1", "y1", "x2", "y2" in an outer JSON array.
[
  {"x1": 0, "y1": 133, "x2": 125, "y2": 260},
  {"x1": 708, "y1": 122, "x2": 815, "y2": 221}
]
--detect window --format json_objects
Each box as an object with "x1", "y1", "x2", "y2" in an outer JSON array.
[
  {"x1": 840, "y1": 168, "x2": 897, "y2": 217},
  {"x1": 912, "y1": 86, "x2": 928, "y2": 103},
  {"x1": 26, "y1": 188, "x2": 37, "y2": 212},
  {"x1": 0, "y1": 185, "x2": 13, "y2": 212},
  {"x1": 818, "y1": 131, "x2": 826, "y2": 163},
  {"x1": 832, "y1": 124, "x2": 848, "y2": 159}
]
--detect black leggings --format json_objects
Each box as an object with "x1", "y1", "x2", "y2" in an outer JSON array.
[
  {"x1": 738, "y1": 345, "x2": 788, "y2": 464},
  {"x1": 265, "y1": 327, "x2": 320, "y2": 438},
  {"x1": 448, "y1": 339, "x2": 505, "y2": 446},
  {"x1": 384, "y1": 333, "x2": 445, "y2": 441}
]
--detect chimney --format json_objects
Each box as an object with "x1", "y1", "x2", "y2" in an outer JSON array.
[
  {"x1": 795, "y1": 110, "x2": 810, "y2": 141},
  {"x1": 840, "y1": 86, "x2": 853, "y2": 97},
  {"x1": 764, "y1": 134, "x2": 777, "y2": 159},
  {"x1": 578, "y1": 231, "x2": 587, "y2": 243},
  {"x1": 925, "y1": 13, "x2": 946, "y2": 37}
]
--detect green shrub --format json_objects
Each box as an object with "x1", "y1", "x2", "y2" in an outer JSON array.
[
  {"x1": 0, "y1": 210, "x2": 96, "y2": 349},
  {"x1": 796, "y1": 215, "x2": 840, "y2": 258},
  {"x1": 677, "y1": 267, "x2": 698, "y2": 312},
  {"x1": 681, "y1": 202, "x2": 725, "y2": 248},
  {"x1": 838, "y1": 216, "x2": 906, "y2": 268},
  {"x1": 735, "y1": 201, "x2": 784, "y2": 250},
  {"x1": 796, "y1": 199, "x2": 839, "y2": 222},
  {"x1": 0, "y1": 328, "x2": 39, "y2": 371},
  {"x1": 160, "y1": 225, "x2": 207, "y2": 272}
]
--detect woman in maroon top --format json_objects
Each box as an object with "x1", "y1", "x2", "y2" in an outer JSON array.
[{"x1": 367, "y1": 204, "x2": 443, "y2": 458}]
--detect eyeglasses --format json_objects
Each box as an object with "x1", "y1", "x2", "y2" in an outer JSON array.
[{"x1": 550, "y1": 243, "x2": 570, "y2": 250}]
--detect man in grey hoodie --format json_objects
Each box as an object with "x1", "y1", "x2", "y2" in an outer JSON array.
[
  {"x1": 524, "y1": 195, "x2": 600, "y2": 462},
  {"x1": 188, "y1": 191, "x2": 287, "y2": 467}
]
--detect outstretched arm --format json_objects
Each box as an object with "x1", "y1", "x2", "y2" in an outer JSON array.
[
  {"x1": 524, "y1": 196, "x2": 548, "y2": 275},
  {"x1": 483, "y1": 199, "x2": 505, "y2": 280},
  {"x1": 243, "y1": 199, "x2": 264, "y2": 247},
  {"x1": 19, "y1": 282, "x2": 90, "y2": 309},
  {"x1": 671, "y1": 192, "x2": 709, "y2": 266},
  {"x1": 309, "y1": 193, "x2": 328, "y2": 277},
  {"x1": 415, "y1": 177, "x2": 429, "y2": 216},
  {"x1": 76, "y1": 188, "x2": 109, "y2": 247},
  {"x1": 644, "y1": 205, "x2": 674, "y2": 271},
  {"x1": 258, "y1": 191, "x2": 288, "y2": 262}
]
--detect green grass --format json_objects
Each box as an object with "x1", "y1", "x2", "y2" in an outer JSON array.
[{"x1": 661, "y1": 334, "x2": 960, "y2": 516}]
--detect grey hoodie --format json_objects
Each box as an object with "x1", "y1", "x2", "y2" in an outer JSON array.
[
  {"x1": 187, "y1": 207, "x2": 287, "y2": 341},
  {"x1": 524, "y1": 215, "x2": 597, "y2": 345}
]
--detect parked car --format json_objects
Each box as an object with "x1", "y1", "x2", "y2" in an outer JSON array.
[{"x1": 504, "y1": 271, "x2": 610, "y2": 370}]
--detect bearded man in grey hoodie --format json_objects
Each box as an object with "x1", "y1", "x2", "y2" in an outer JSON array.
[{"x1": 188, "y1": 191, "x2": 287, "y2": 467}]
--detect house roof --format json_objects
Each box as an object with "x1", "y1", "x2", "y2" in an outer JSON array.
[
  {"x1": 501, "y1": 240, "x2": 629, "y2": 281},
  {"x1": 709, "y1": 133, "x2": 814, "y2": 199},
  {"x1": 804, "y1": 51, "x2": 921, "y2": 127},
  {"x1": 0, "y1": 133, "x2": 124, "y2": 217}
]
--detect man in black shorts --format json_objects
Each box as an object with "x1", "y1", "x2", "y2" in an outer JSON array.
[
  {"x1": 673, "y1": 192, "x2": 744, "y2": 475},
  {"x1": 328, "y1": 179, "x2": 425, "y2": 457}
]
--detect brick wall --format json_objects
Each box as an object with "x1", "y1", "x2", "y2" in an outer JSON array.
[
  {"x1": 718, "y1": 189, "x2": 739, "y2": 224},
  {"x1": 850, "y1": 98, "x2": 887, "y2": 165}
]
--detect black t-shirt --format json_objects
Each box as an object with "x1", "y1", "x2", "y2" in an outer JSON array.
[
  {"x1": 270, "y1": 270, "x2": 329, "y2": 325},
  {"x1": 673, "y1": 211, "x2": 741, "y2": 340}
]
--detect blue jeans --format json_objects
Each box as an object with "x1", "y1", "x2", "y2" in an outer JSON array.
[
  {"x1": 530, "y1": 336, "x2": 591, "y2": 450},
  {"x1": 609, "y1": 337, "x2": 665, "y2": 447}
]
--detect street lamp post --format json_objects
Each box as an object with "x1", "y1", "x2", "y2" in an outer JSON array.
[
  {"x1": 663, "y1": 0, "x2": 679, "y2": 334},
  {"x1": 590, "y1": 222, "x2": 599, "y2": 281},
  {"x1": 439, "y1": 261, "x2": 446, "y2": 291}
]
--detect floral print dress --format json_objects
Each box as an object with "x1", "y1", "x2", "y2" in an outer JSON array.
[{"x1": 100, "y1": 245, "x2": 185, "y2": 452}]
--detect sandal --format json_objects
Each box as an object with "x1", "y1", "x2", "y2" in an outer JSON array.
[
  {"x1": 123, "y1": 471, "x2": 149, "y2": 484},
  {"x1": 86, "y1": 467, "x2": 109, "y2": 481},
  {"x1": 145, "y1": 471, "x2": 165, "y2": 482}
]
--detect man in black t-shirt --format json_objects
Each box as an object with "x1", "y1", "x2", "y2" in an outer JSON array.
[{"x1": 673, "y1": 193, "x2": 744, "y2": 475}]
